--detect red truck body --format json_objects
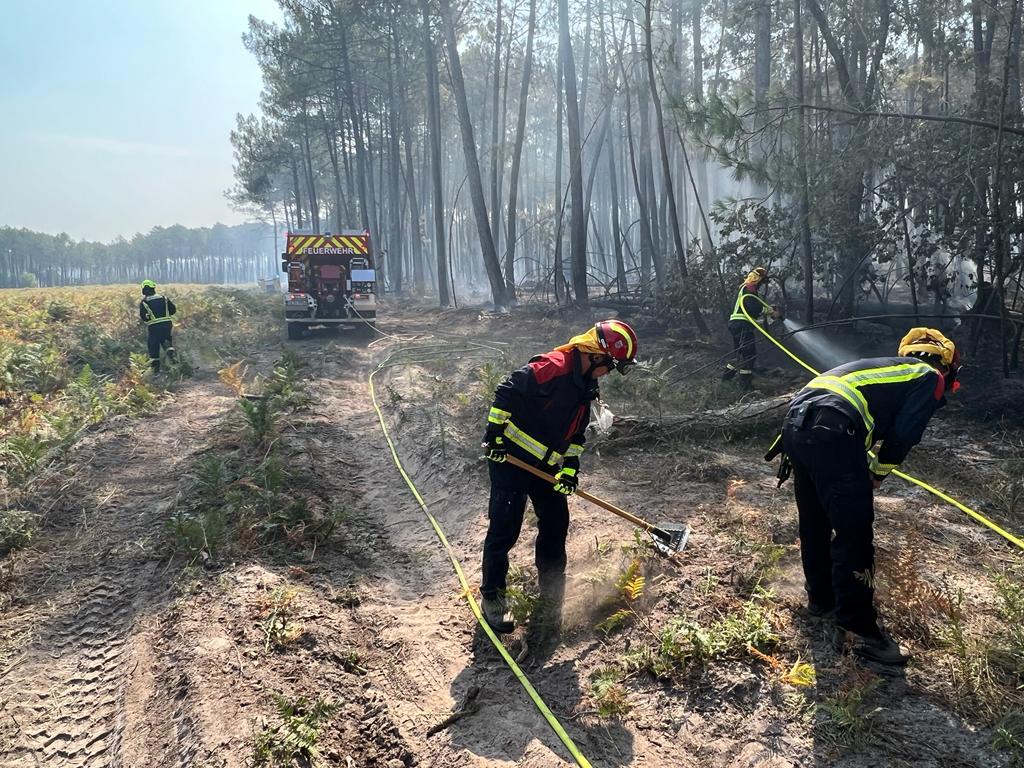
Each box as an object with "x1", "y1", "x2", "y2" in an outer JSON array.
[{"x1": 281, "y1": 230, "x2": 377, "y2": 338}]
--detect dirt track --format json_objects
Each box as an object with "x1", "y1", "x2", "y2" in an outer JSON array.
[{"x1": 1, "y1": 305, "x2": 1019, "y2": 767}]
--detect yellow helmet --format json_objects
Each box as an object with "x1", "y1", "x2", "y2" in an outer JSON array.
[
  {"x1": 897, "y1": 327, "x2": 957, "y2": 367},
  {"x1": 744, "y1": 267, "x2": 768, "y2": 286}
]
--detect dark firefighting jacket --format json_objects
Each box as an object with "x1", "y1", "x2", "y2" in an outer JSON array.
[
  {"x1": 729, "y1": 285, "x2": 772, "y2": 325},
  {"x1": 787, "y1": 356, "x2": 947, "y2": 478},
  {"x1": 140, "y1": 295, "x2": 176, "y2": 329},
  {"x1": 485, "y1": 348, "x2": 599, "y2": 469}
]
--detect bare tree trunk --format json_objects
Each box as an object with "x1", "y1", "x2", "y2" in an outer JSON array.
[
  {"x1": 386, "y1": 41, "x2": 404, "y2": 294},
  {"x1": 601, "y1": 0, "x2": 626, "y2": 294},
  {"x1": 644, "y1": 0, "x2": 706, "y2": 331},
  {"x1": 560, "y1": 0, "x2": 589, "y2": 305},
  {"x1": 554, "y1": 55, "x2": 566, "y2": 304},
  {"x1": 439, "y1": 0, "x2": 508, "y2": 309},
  {"x1": 619, "y1": 33, "x2": 658, "y2": 293},
  {"x1": 489, "y1": 0, "x2": 503, "y2": 249},
  {"x1": 505, "y1": 0, "x2": 538, "y2": 302},
  {"x1": 794, "y1": 0, "x2": 815, "y2": 322},
  {"x1": 394, "y1": 24, "x2": 425, "y2": 294},
  {"x1": 991, "y1": 0, "x2": 1020, "y2": 374},
  {"x1": 338, "y1": 27, "x2": 373, "y2": 241},
  {"x1": 420, "y1": 0, "x2": 450, "y2": 306},
  {"x1": 317, "y1": 97, "x2": 347, "y2": 232},
  {"x1": 692, "y1": 0, "x2": 713, "y2": 253},
  {"x1": 290, "y1": 151, "x2": 304, "y2": 229},
  {"x1": 301, "y1": 115, "x2": 320, "y2": 232},
  {"x1": 754, "y1": 0, "x2": 772, "y2": 109}
]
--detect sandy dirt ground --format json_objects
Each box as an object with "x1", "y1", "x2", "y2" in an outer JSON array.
[{"x1": 1, "y1": 303, "x2": 1021, "y2": 767}]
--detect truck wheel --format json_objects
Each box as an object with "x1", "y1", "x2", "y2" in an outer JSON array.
[{"x1": 286, "y1": 323, "x2": 304, "y2": 340}]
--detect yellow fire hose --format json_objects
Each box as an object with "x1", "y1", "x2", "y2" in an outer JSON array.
[
  {"x1": 741, "y1": 301, "x2": 1024, "y2": 551},
  {"x1": 368, "y1": 356, "x2": 594, "y2": 768}
]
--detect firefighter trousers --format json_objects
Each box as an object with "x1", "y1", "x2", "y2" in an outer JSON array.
[
  {"x1": 147, "y1": 324, "x2": 175, "y2": 372},
  {"x1": 783, "y1": 405, "x2": 880, "y2": 637},
  {"x1": 480, "y1": 458, "x2": 569, "y2": 603},
  {"x1": 723, "y1": 320, "x2": 756, "y2": 381}
]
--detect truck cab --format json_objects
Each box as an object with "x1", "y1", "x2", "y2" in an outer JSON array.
[{"x1": 281, "y1": 230, "x2": 377, "y2": 339}]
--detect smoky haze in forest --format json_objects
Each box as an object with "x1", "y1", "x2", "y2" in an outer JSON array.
[
  {"x1": 230, "y1": 0, "x2": 758, "y2": 306},
  {"x1": 3, "y1": 0, "x2": 1020, "y2": 372}
]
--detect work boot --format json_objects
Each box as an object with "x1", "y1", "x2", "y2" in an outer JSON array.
[
  {"x1": 536, "y1": 581, "x2": 565, "y2": 632},
  {"x1": 737, "y1": 373, "x2": 753, "y2": 391},
  {"x1": 721, "y1": 366, "x2": 737, "y2": 382},
  {"x1": 852, "y1": 629, "x2": 910, "y2": 666},
  {"x1": 806, "y1": 600, "x2": 835, "y2": 619},
  {"x1": 481, "y1": 596, "x2": 515, "y2": 634}
]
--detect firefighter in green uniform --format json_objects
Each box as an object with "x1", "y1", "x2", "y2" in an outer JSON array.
[
  {"x1": 139, "y1": 280, "x2": 177, "y2": 373},
  {"x1": 722, "y1": 267, "x2": 778, "y2": 389}
]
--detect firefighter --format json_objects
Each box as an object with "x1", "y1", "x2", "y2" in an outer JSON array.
[
  {"x1": 722, "y1": 267, "x2": 779, "y2": 389},
  {"x1": 139, "y1": 280, "x2": 177, "y2": 373},
  {"x1": 479, "y1": 320, "x2": 639, "y2": 634},
  {"x1": 777, "y1": 328, "x2": 961, "y2": 665}
]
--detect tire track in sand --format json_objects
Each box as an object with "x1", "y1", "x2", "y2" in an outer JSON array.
[{"x1": 0, "y1": 382, "x2": 233, "y2": 767}]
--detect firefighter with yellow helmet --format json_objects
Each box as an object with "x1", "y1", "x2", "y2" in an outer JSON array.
[
  {"x1": 139, "y1": 280, "x2": 177, "y2": 373},
  {"x1": 722, "y1": 267, "x2": 779, "y2": 389},
  {"x1": 479, "y1": 320, "x2": 639, "y2": 634},
  {"x1": 774, "y1": 328, "x2": 962, "y2": 665}
]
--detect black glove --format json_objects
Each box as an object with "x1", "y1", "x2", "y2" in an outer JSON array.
[{"x1": 482, "y1": 427, "x2": 507, "y2": 463}]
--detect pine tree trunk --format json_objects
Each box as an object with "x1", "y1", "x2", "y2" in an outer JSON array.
[
  {"x1": 794, "y1": 0, "x2": 815, "y2": 322},
  {"x1": 489, "y1": 0, "x2": 503, "y2": 251},
  {"x1": 439, "y1": 0, "x2": 508, "y2": 309},
  {"x1": 419, "y1": 0, "x2": 450, "y2": 306},
  {"x1": 644, "y1": 0, "x2": 706, "y2": 331},
  {"x1": 560, "y1": 0, "x2": 589, "y2": 305},
  {"x1": 505, "y1": 0, "x2": 538, "y2": 302}
]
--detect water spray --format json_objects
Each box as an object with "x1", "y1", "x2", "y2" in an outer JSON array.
[
  {"x1": 742, "y1": 303, "x2": 1024, "y2": 552},
  {"x1": 781, "y1": 318, "x2": 858, "y2": 370}
]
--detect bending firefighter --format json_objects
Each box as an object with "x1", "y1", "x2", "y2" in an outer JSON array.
[
  {"x1": 769, "y1": 328, "x2": 961, "y2": 665},
  {"x1": 480, "y1": 320, "x2": 639, "y2": 634},
  {"x1": 722, "y1": 267, "x2": 779, "y2": 389},
  {"x1": 139, "y1": 280, "x2": 177, "y2": 373}
]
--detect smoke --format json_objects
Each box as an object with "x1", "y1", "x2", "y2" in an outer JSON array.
[{"x1": 782, "y1": 319, "x2": 858, "y2": 370}]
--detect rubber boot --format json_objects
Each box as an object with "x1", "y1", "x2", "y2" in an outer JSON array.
[
  {"x1": 737, "y1": 373, "x2": 753, "y2": 391},
  {"x1": 481, "y1": 596, "x2": 515, "y2": 634},
  {"x1": 721, "y1": 365, "x2": 737, "y2": 382},
  {"x1": 852, "y1": 629, "x2": 910, "y2": 666}
]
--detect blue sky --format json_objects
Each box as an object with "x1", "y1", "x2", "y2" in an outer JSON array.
[{"x1": 0, "y1": 0, "x2": 281, "y2": 242}]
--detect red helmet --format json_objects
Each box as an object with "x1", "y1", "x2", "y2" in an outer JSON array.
[{"x1": 595, "y1": 320, "x2": 638, "y2": 373}]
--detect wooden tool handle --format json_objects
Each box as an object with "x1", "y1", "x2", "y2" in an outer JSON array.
[{"x1": 503, "y1": 454, "x2": 664, "y2": 536}]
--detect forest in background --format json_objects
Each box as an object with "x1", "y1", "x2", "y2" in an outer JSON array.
[
  {"x1": 228, "y1": 0, "x2": 1024, "y2": 367},
  {"x1": 0, "y1": 223, "x2": 279, "y2": 289}
]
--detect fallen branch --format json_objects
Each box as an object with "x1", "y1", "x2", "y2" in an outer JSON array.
[
  {"x1": 605, "y1": 394, "x2": 791, "y2": 444},
  {"x1": 426, "y1": 685, "x2": 481, "y2": 737}
]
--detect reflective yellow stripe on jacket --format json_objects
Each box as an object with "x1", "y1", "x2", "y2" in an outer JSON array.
[
  {"x1": 805, "y1": 362, "x2": 935, "y2": 445},
  {"x1": 488, "y1": 406, "x2": 511, "y2": 426},
  {"x1": 504, "y1": 421, "x2": 563, "y2": 466},
  {"x1": 729, "y1": 288, "x2": 773, "y2": 322},
  {"x1": 143, "y1": 296, "x2": 174, "y2": 326}
]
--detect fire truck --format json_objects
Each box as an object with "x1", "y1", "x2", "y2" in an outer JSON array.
[{"x1": 281, "y1": 230, "x2": 377, "y2": 339}]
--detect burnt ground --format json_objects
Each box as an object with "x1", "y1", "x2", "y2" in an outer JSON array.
[{"x1": 1, "y1": 302, "x2": 1022, "y2": 767}]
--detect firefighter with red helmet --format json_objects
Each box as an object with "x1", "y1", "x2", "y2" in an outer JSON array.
[
  {"x1": 772, "y1": 328, "x2": 961, "y2": 665},
  {"x1": 479, "y1": 320, "x2": 639, "y2": 634}
]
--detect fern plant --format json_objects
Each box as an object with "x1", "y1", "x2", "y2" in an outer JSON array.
[{"x1": 252, "y1": 694, "x2": 338, "y2": 767}]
